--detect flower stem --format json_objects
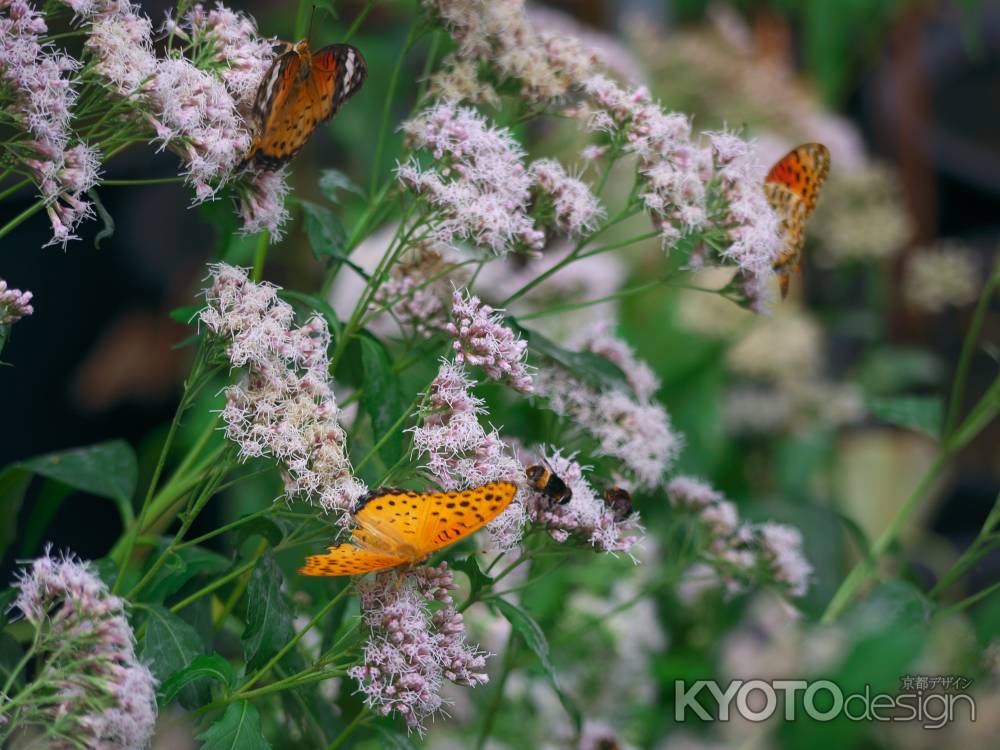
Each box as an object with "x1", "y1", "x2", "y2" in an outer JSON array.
[
  {"x1": 475, "y1": 629, "x2": 517, "y2": 750},
  {"x1": 341, "y1": 0, "x2": 374, "y2": 43},
  {"x1": 370, "y1": 21, "x2": 420, "y2": 197},
  {"x1": 324, "y1": 708, "x2": 370, "y2": 750},
  {"x1": 251, "y1": 229, "x2": 269, "y2": 282},
  {"x1": 0, "y1": 199, "x2": 46, "y2": 242}
]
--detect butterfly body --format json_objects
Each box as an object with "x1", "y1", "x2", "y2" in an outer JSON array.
[
  {"x1": 245, "y1": 40, "x2": 367, "y2": 169},
  {"x1": 602, "y1": 487, "x2": 633, "y2": 521},
  {"x1": 526, "y1": 464, "x2": 572, "y2": 505},
  {"x1": 764, "y1": 143, "x2": 830, "y2": 298},
  {"x1": 299, "y1": 481, "x2": 517, "y2": 577}
]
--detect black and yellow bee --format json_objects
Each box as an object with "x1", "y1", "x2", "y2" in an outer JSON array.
[
  {"x1": 525, "y1": 463, "x2": 572, "y2": 505},
  {"x1": 602, "y1": 486, "x2": 633, "y2": 521}
]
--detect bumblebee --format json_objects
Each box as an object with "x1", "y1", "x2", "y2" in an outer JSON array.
[
  {"x1": 525, "y1": 463, "x2": 572, "y2": 505},
  {"x1": 602, "y1": 486, "x2": 633, "y2": 521}
]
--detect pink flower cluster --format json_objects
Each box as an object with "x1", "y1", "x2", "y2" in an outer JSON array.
[
  {"x1": 410, "y1": 360, "x2": 525, "y2": 550},
  {"x1": 372, "y1": 241, "x2": 468, "y2": 339},
  {"x1": 0, "y1": 0, "x2": 100, "y2": 246},
  {"x1": 667, "y1": 476, "x2": 813, "y2": 599},
  {"x1": 349, "y1": 563, "x2": 489, "y2": 733},
  {"x1": 529, "y1": 158, "x2": 604, "y2": 236},
  {"x1": 200, "y1": 264, "x2": 366, "y2": 517},
  {"x1": 446, "y1": 288, "x2": 533, "y2": 393},
  {"x1": 62, "y1": 0, "x2": 287, "y2": 235},
  {"x1": 525, "y1": 448, "x2": 641, "y2": 554},
  {"x1": 398, "y1": 103, "x2": 544, "y2": 254},
  {"x1": 577, "y1": 76, "x2": 781, "y2": 299},
  {"x1": 534, "y1": 329, "x2": 680, "y2": 489},
  {"x1": 10, "y1": 550, "x2": 157, "y2": 748},
  {"x1": 0, "y1": 278, "x2": 34, "y2": 324},
  {"x1": 423, "y1": 0, "x2": 597, "y2": 104}
]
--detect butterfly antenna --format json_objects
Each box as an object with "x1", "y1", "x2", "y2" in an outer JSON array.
[{"x1": 307, "y1": 4, "x2": 318, "y2": 45}]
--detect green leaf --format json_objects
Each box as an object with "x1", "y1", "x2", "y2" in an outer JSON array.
[
  {"x1": 508, "y1": 319, "x2": 629, "y2": 393},
  {"x1": 19, "y1": 440, "x2": 137, "y2": 506},
  {"x1": 373, "y1": 726, "x2": 421, "y2": 750},
  {"x1": 867, "y1": 395, "x2": 943, "y2": 439},
  {"x1": 359, "y1": 335, "x2": 405, "y2": 466},
  {"x1": 143, "y1": 543, "x2": 231, "y2": 604},
  {"x1": 0, "y1": 467, "x2": 31, "y2": 561},
  {"x1": 494, "y1": 598, "x2": 581, "y2": 732},
  {"x1": 197, "y1": 700, "x2": 271, "y2": 750},
  {"x1": 853, "y1": 347, "x2": 944, "y2": 395},
  {"x1": 159, "y1": 654, "x2": 236, "y2": 705},
  {"x1": 453, "y1": 556, "x2": 492, "y2": 601},
  {"x1": 170, "y1": 304, "x2": 203, "y2": 325},
  {"x1": 300, "y1": 200, "x2": 347, "y2": 262},
  {"x1": 318, "y1": 169, "x2": 364, "y2": 204},
  {"x1": 234, "y1": 516, "x2": 286, "y2": 549},
  {"x1": 141, "y1": 605, "x2": 206, "y2": 708},
  {"x1": 242, "y1": 553, "x2": 294, "y2": 671},
  {"x1": 19, "y1": 480, "x2": 71, "y2": 556},
  {"x1": 279, "y1": 290, "x2": 343, "y2": 337}
]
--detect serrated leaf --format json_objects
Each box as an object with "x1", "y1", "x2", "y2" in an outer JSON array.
[
  {"x1": 159, "y1": 654, "x2": 236, "y2": 705},
  {"x1": 300, "y1": 200, "x2": 347, "y2": 262},
  {"x1": 508, "y1": 318, "x2": 629, "y2": 393},
  {"x1": 867, "y1": 395, "x2": 942, "y2": 439},
  {"x1": 143, "y1": 543, "x2": 231, "y2": 604},
  {"x1": 318, "y1": 169, "x2": 364, "y2": 204},
  {"x1": 197, "y1": 701, "x2": 271, "y2": 750},
  {"x1": 141, "y1": 605, "x2": 206, "y2": 708},
  {"x1": 359, "y1": 335, "x2": 405, "y2": 466},
  {"x1": 494, "y1": 598, "x2": 581, "y2": 732},
  {"x1": 19, "y1": 440, "x2": 137, "y2": 506},
  {"x1": 453, "y1": 556, "x2": 492, "y2": 601},
  {"x1": 242, "y1": 553, "x2": 294, "y2": 671}
]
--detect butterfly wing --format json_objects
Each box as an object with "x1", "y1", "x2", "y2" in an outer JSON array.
[
  {"x1": 298, "y1": 543, "x2": 407, "y2": 577},
  {"x1": 353, "y1": 488, "x2": 435, "y2": 556},
  {"x1": 764, "y1": 143, "x2": 831, "y2": 297},
  {"x1": 248, "y1": 43, "x2": 366, "y2": 169},
  {"x1": 414, "y1": 481, "x2": 518, "y2": 556}
]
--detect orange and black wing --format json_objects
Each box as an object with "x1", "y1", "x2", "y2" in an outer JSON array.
[
  {"x1": 247, "y1": 43, "x2": 366, "y2": 169},
  {"x1": 764, "y1": 143, "x2": 831, "y2": 297},
  {"x1": 298, "y1": 543, "x2": 406, "y2": 577}
]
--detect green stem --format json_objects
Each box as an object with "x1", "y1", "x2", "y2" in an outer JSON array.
[
  {"x1": 370, "y1": 22, "x2": 420, "y2": 197},
  {"x1": 238, "y1": 583, "x2": 354, "y2": 692},
  {"x1": 937, "y1": 578, "x2": 1000, "y2": 618},
  {"x1": 251, "y1": 230, "x2": 269, "y2": 282},
  {"x1": 324, "y1": 709, "x2": 370, "y2": 750},
  {"x1": 944, "y1": 257, "x2": 1000, "y2": 437},
  {"x1": 213, "y1": 539, "x2": 267, "y2": 630},
  {"x1": 475, "y1": 630, "x2": 516, "y2": 750},
  {"x1": 169, "y1": 559, "x2": 257, "y2": 614},
  {"x1": 0, "y1": 199, "x2": 46, "y2": 242},
  {"x1": 0, "y1": 177, "x2": 30, "y2": 202},
  {"x1": 341, "y1": 0, "x2": 374, "y2": 43},
  {"x1": 112, "y1": 352, "x2": 208, "y2": 590},
  {"x1": 352, "y1": 395, "x2": 422, "y2": 473},
  {"x1": 517, "y1": 280, "x2": 661, "y2": 320}
]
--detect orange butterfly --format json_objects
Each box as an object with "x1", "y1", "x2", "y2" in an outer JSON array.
[
  {"x1": 764, "y1": 143, "x2": 831, "y2": 298},
  {"x1": 299, "y1": 481, "x2": 518, "y2": 576},
  {"x1": 245, "y1": 40, "x2": 367, "y2": 168}
]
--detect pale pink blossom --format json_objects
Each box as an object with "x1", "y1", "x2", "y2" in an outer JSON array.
[
  {"x1": 446, "y1": 289, "x2": 532, "y2": 393},
  {"x1": 410, "y1": 360, "x2": 526, "y2": 550},
  {"x1": 525, "y1": 448, "x2": 641, "y2": 554},
  {"x1": 10, "y1": 549, "x2": 157, "y2": 748},
  {"x1": 530, "y1": 158, "x2": 604, "y2": 236},
  {"x1": 0, "y1": 278, "x2": 34, "y2": 325},
  {"x1": 569, "y1": 321, "x2": 659, "y2": 402},
  {"x1": 666, "y1": 476, "x2": 723, "y2": 510},
  {"x1": 200, "y1": 264, "x2": 366, "y2": 517},
  {"x1": 350, "y1": 563, "x2": 489, "y2": 733},
  {"x1": 234, "y1": 166, "x2": 291, "y2": 238},
  {"x1": 371, "y1": 241, "x2": 470, "y2": 338},
  {"x1": 758, "y1": 522, "x2": 813, "y2": 598},
  {"x1": 398, "y1": 103, "x2": 543, "y2": 254}
]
